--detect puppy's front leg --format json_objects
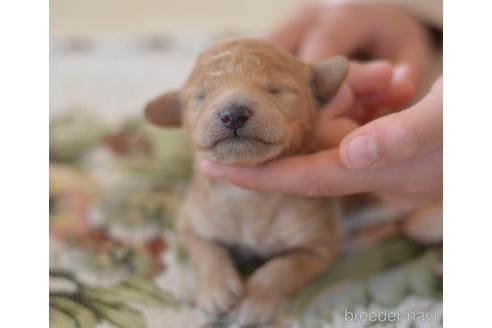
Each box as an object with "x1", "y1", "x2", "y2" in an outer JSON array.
[
  {"x1": 179, "y1": 230, "x2": 244, "y2": 315},
  {"x1": 232, "y1": 249, "x2": 334, "y2": 326}
]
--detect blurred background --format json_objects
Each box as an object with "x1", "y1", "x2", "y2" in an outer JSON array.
[{"x1": 50, "y1": 0, "x2": 301, "y2": 121}]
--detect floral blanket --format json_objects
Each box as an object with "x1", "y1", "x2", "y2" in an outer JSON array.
[{"x1": 49, "y1": 111, "x2": 442, "y2": 328}]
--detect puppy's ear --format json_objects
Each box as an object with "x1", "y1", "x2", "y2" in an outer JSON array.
[
  {"x1": 310, "y1": 56, "x2": 349, "y2": 107},
  {"x1": 144, "y1": 90, "x2": 182, "y2": 126}
]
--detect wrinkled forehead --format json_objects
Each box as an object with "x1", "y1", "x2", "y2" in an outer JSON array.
[{"x1": 185, "y1": 41, "x2": 309, "y2": 90}]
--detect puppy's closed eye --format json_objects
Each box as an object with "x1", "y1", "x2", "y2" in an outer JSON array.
[
  {"x1": 193, "y1": 92, "x2": 207, "y2": 101},
  {"x1": 189, "y1": 91, "x2": 208, "y2": 108},
  {"x1": 264, "y1": 84, "x2": 292, "y2": 97}
]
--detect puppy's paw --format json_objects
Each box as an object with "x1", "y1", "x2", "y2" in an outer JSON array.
[
  {"x1": 196, "y1": 267, "x2": 244, "y2": 316},
  {"x1": 231, "y1": 293, "x2": 280, "y2": 327}
]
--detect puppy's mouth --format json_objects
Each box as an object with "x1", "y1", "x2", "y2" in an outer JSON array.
[
  {"x1": 209, "y1": 133, "x2": 273, "y2": 149},
  {"x1": 197, "y1": 130, "x2": 283, "y2": 165}
]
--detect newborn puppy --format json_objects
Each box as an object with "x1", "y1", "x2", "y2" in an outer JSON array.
[{"x1": 145, "y1": 38, "x2": 348, "y2": 326}]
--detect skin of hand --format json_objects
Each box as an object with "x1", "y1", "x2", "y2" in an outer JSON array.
[
  {"x1": 309, "y1": 60, "x2": 414, "y2": 148},
  {"x1": 200, "y1": 77, "x2": 442, "y2": 212},
  {"x1": 268, "y1": 3, "x2": 433, "y2": 86}
]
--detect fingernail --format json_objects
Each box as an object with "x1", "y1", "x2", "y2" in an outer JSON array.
[
  {"x1": 343, "y1": 134, "x2": 379, "y2": 169},
  {"x1": 393, "y1": 64, "x2": 413, "y2": 83}
]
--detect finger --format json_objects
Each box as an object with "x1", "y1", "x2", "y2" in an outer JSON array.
[
  {"x1": 358, "y1": 64, "x2": 415, "y2": 114},
  {"x1": 376, "y1": 149, "x2": 442, "y2": 210},
  {"x1": 339, "y1": 78, "x2": 442, "y2": 169},
  {"x1": 267, "y1": 4, "x2": 320, "y2": 53},
  {"x1": 323, "y1": 62, "x2": 414, "y2": 123},
  {"x1": 366, "y1": 15, "x2": 431, "y2": 86},
  {"x1": 314, "y1": 117, "x2": 360, "y2": 149},
  {"x1": 391, "y1": 25, "x2": 433, "y2": 85},
  {"x1": 347, "y1": 61, "x2": 393, "y2": 97},
  {"x1": 200, "y1": 150, "x2": 371, "y2": 197},
  {"x1": 318, "y1": 83, "x2": 355, "y2": 118},
  {"x1": 314, "y1": 83, "x2": 360, "y2": 144},
  {"x1": 298, "y1": 8, "x2": 373, "y2": 64},
  {"x1": 298, "y1": 18, "x2": 367, "y2": 63}
]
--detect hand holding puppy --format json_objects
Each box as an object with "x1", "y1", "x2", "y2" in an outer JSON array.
[
  {"x1": 200, "y1": 3, "x2": 442, "y2": 211},
  {"x1": 201, "y1": 71, "x2": 442, "y2": 211}
]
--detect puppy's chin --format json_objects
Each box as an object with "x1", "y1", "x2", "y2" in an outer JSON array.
[{"x1": 201, "y1": 137, "x2": 284, "y2": 166}]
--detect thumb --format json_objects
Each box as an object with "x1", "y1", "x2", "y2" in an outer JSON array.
[{"x1": 339, "y1": 77, "x2": 442, "y2": 169}]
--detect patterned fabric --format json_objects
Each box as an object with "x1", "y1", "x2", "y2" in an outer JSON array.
[{"x1": 49, "y1": 111, "x2": 442, "y2": 328}]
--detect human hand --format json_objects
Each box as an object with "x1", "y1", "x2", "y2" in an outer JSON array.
[
  {"x1": 309, "y1": 59, "x2": 414, "y2": 148},
  {"x1": 268, "y1": 3, "x2": 433, "y2": 86},
  {"x1": 200, "y1": 77, "x2": 442, "y2": 211}
]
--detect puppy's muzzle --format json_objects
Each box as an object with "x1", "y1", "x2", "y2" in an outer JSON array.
[{"x1": 219, "y1": 104, "x2": 251, "y2": 130}]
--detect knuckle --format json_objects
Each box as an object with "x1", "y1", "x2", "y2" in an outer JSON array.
[
  {"x1": 375, "y1": 116, "x2": 423, "y2": 163},
  {"x1": 302, "y1": 174, "x2": 327, "y2": 197},
  {"x1": 397, "y1": 124, "x2": 424, "y2": 161},
  {"x1": 304, "y1": 183, "x2": 323, "y2": 198}
]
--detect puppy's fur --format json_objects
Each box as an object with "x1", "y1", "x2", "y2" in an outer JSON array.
[{"x1": 145, "y1": 38, "x2": 348, "y2": 326}]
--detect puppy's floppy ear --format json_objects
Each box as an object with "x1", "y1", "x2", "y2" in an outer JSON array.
[
  {"x1": 144, "y1": 90, "x2": 182, "y2": 126},
  {"x1": 310, "y1": 56, "x2": 349, "y2": 107}
]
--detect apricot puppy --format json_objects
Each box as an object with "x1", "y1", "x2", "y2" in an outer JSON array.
[{"x1": 145, "y1": 38, "x2": 348, "y2": 326}]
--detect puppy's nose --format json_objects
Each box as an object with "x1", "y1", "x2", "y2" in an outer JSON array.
[{"x1": 219, "y1": 105, "x2": 251, "y2": 129}]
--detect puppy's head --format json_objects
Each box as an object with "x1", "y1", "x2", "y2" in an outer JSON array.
[{"x1": 145, "y1": 38, "x2": 348, "y2": 165}]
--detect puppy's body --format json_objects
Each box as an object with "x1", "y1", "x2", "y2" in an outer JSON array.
[
  {"x1": 178, "y1": 175, "x2": 340, "y2": 324},
  {"x1": 146, "y1": 38, "x2": 348, "y2": 326},
  {"x1": 179, "y1": 174, "x2": 340, "y2": 258}
]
